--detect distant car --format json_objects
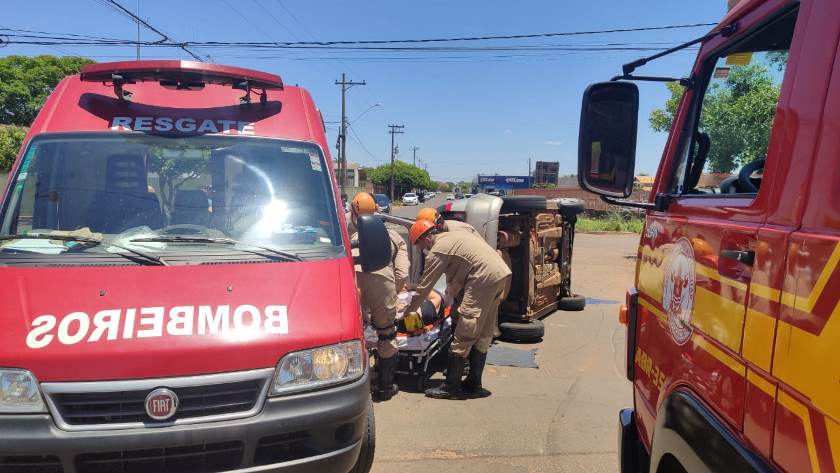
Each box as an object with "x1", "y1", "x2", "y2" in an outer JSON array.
[
  {"x1": 454, "y1": 192, "x2": 464, "y2": 200},
  {"x1": 446, "y1": 193, "x2": 455, "y2": 201},
  {"x1": 374, "y1": 193, "x2": 391, "y2": 214},
  {"x1": 402, "y1": 192, "x2": 419, "y2": 205},
  {"x1": 464, "y1": 193, "x2": 474, "y2": 199},
  {"x1": 424, "y1": 192, "x2": 434, "y2": 201}
]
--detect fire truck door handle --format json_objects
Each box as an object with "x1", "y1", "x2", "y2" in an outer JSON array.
[{"x1": 720, "y1": 250, "x2": 754, "y2": 266}]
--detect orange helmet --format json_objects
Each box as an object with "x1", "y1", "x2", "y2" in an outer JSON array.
[
  {"x1": 351, "y1": 192, "x2": 377, "y2": 215},
  {"x1": 409, "y1": 219, "x2": 436, "y2": 245},
  {"x1": 415, "y1": 207, "x2": 441, "y2": 225}
]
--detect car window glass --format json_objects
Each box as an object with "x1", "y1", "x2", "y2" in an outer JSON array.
[{"x1": 673, "y1": 8, "x2": 797, "y2": 196}]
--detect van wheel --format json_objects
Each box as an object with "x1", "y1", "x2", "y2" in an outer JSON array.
[
  {"x1": 349, "y1": 400, "x2": 376, "y2": 473},
  {"x1": 499, "y1": 319, "x2": 545, "y2": 342},
  {"x1": 558, "y1": 295, "x2": 586, "y2": 311}
]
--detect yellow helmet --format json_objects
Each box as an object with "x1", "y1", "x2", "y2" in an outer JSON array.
[{"x1": 351, "y1": 192, "x2": 377, "y2": 215}]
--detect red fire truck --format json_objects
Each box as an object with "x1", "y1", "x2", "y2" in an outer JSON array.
[
  {"x1": 0, "y1": 61, "x2": 391, "y2": 472},
  {"x1": 577, "y1": 0, "x2": 840, "y2": 471}
]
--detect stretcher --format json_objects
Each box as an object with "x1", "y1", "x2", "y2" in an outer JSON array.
[{"x1": 364, "y1": 291, "x2": 453, "y2": 391}]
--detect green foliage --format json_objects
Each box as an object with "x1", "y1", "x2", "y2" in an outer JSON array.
[
  {"x1": 648, "y1": 81, "x2": 686, "y2": 134},
  {"x1": 649, "y1": 64, "x2": 781, "y2": 173},
  {"x1": 0, "y1": 125, "x2": 27, "y2": 172},
  {"x1": 148, "y1": 144, "x2": 210, "y2": 215},
  {"x1": 367, "y1": 160, "x2": 432, "y2": 194},
  {"x1": 433, "y1": 181, "x2": 452, "y2": 191},
  {"x1": 576, "y1": 213, "x2": 644, "y2": 233},
  {"x1": 0, "y1": 55, "x2": 95, "y2": 126}
]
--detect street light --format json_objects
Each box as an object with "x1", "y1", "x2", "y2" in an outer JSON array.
[{"x1": 350, "y1": 103, "x2": 382, "y2": 126}]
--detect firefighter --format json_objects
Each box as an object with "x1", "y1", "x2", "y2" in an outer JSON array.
[
  {"x1": 405, "y1": 220, "x2": 512, "y2": 399},
  {"x1": 415, "y1": 207, "x2": 480, "y2": 237},
  {"x1": 349, "y1": 192, "x2": 409, "y2": 401}
]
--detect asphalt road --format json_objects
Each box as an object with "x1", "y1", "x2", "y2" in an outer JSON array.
[{"x1": 372, "y1": 196, "x2": 640, "y2": 472}]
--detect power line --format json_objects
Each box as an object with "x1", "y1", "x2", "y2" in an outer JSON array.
[
  {"x1": 0, "y1": 22, "x2": 715, "y2": 49},
  {"x1": 348, "y1": 124, "x2": 384, "y2": 164},
  {"x1": 97, "y1": 0, "x2": 209, "y2": 61}
]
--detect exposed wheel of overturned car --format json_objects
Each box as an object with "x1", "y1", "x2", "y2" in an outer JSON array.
[
  {"x1": 500, "y1": 195, "x2": 547, "y2": 212},
  {"x1": 558, "y1": 294, "x2": 586, "y2": 311},
  {"x1": 349, "y1": 399, "x2": 376, "y2": 473},
  {"x1": 498, "y1": 318, "x2": 545, "y2": 342}
]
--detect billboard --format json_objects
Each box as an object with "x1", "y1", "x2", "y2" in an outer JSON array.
[{"x1": 477, "y1": 175, "x2": 532, "y2": 190}]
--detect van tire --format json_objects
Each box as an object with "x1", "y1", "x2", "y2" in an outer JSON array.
[
  {"x1": 502, "y1": 196, "x2": 546, "y2": 212},
  {"x1": 499, "y1": 319, "x2": 545, "y2": 342},
  {"x1": 350, "y1": 400, "x2": 376, "y2": 473},
  {"x1": 559, "y1": 295, "x2": 586, "y2": 311}
]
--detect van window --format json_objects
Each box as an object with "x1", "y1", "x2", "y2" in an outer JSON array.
[
  {"x1": 673, "y1": 8, "x2": 797, "y2": 196},
  {"x1": 0, "y1": 133, "x2": 343, "y2": 261}
]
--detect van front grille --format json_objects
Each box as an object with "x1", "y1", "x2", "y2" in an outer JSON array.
[{"x1": 51, "y1": 379, "x2": 263, "y2": 426}]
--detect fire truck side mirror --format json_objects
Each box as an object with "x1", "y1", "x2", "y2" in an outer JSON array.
[
  {"x1": 578, "y1": 81, "x2": 639, "y2": 199},
  {"x1": 354, "y1": 214, "x2": 391, "y2": 273}
]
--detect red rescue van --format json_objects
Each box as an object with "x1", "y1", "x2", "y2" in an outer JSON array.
[
  {"x1": 577, "y1": 0, "x2": 840, "y2": 471},
  {"x1": 0, "y1": 61, "x2": 391, "y2": 473}
]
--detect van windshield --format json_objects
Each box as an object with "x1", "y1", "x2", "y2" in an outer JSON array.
[{"x1": 0, "y1": 133, "x2": 344, "y2": 263}]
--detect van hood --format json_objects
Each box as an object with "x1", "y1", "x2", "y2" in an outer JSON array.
[{"x1": 0, "y1": 259, "x2": 356, "y2": 382}]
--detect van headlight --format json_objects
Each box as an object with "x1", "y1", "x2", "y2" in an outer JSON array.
[
  {"x1": 0, "y1": 369, "x2": 46, "y2": 413},
  {"x1": 270, "y1": 340, "x2": 365, "y2": 396}
]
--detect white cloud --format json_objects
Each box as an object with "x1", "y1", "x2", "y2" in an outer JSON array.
[{"x1": 544, "y1": 140, "x2": 562, "y2": 146}]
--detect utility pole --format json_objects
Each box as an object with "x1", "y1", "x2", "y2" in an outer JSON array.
[
  {"x1": 411, "y1": 146, "x2": 420, "y2": 167},
  {"x1": 136, "y1": 0, "x2": 140, "y2": 60},
  {"x1": 528, "y1": 158, "x2": 532, "y2": 188},
  {"x1": 334, "y1": 73, "x2": 366, "y2": 193},
  {"x1": 388, "y1": 124, "x2": 405, "y2": 201}
]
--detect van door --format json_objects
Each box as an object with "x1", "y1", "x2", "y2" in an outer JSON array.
[
  {"x1": 770, "y1": 5, "x2": 840, "y2": 470},
  {"x1": 635, "y1": 2, "x2": 809, "y2": 451}
]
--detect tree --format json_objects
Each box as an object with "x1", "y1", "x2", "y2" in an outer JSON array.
[
  {"x1": 649, "y1": 64, "x2": 781, "y2": 173},
  {"x1": 0, "y1": 55, "x2": 95, "y2": 127},
  {"x1": 148, "y1": 144, "x2": 210, "y2": 216},
  {"x1": 367, "y1": 160, "x2": 432, "y2": 196},
  {"x1": 0, "y1": 125, "x2": 27, "y2": 172}
]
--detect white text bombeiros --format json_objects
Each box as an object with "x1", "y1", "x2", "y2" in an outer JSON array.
[{"x1": 26, "y1": 304, "x2": 288, "y2": 349}]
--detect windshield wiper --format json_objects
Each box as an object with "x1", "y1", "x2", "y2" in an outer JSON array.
[
  {"x1": 128, "y1": 236, "x2": 304, "y2": 262},
  {"x1": 0, "y1": 234, "x2": 167, "y2": 266}
]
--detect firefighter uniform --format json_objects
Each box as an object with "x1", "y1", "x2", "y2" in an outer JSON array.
[
  {"x1": 406, "y1": 225, "x2": 511, "y2": 399},
  {"x1": 442, "y1": 218, "x2": 481, "y2": 238},
  {"x1": 348, "y1": 193, "x2": 407, "y2": 401}
]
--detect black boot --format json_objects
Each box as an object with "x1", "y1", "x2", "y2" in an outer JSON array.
[
  {"x1": 462, "y1": 349, "x2": 490, "y2": 398},
  {"x1": 425, "y1": 353, "x2": 465, "y2": 399},
  {"x1": 374, "y1": 355, "x2": 399, "y2": 402}
]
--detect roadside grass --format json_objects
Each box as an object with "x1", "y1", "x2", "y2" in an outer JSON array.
[{"x1": 576, "y1": 213, "x2": 644, "y2": 233}]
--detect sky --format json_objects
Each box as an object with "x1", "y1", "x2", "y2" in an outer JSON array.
[{"x1": 0, "y1": 0, "x2": 728, "y2": 182}]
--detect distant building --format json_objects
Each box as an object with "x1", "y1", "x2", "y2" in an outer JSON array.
[
  {"x1": 635, "y1": 175, "x2": 656, "y2": 192},
  {"x1": 533, "y1": 161, "x2": 559, "y2": 187},
  {"x1": 477, "y1": 175, "x2": 532, "y2": 191},
  {"x1": 333, "y1": 161, "x2": 371, "y2": 195}
]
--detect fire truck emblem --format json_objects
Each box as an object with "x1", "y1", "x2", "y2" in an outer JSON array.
[{"x1": 662, "y1": 238, "x2": 695, "y2": 345}]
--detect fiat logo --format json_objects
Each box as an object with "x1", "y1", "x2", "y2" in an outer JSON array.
[{"x1": 145, "y1": 388, "x2": 178, "y2": 421}]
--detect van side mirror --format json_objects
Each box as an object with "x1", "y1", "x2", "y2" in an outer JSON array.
[
  {"x1": 578, "y1": 81, "x2": 639, "y2": 198},
  {"x1": 354, "y1": 214, "x2": 391, "y2": 273}
]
